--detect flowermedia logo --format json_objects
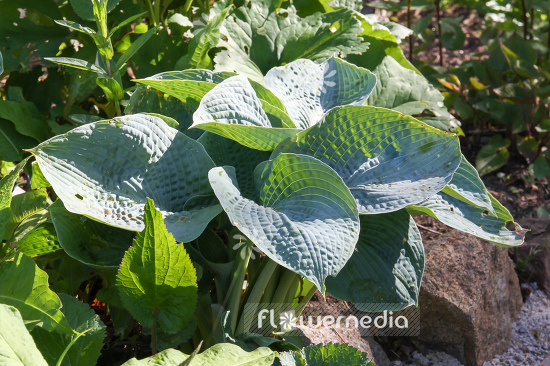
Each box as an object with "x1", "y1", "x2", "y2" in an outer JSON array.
[{"x1": 243, "y1": 303, "x2": 419, "y2": 337}]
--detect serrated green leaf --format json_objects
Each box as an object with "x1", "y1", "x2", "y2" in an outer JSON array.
[
  {"x1": 15, "y1": 222, "x2": 63, "y2": 259},
  {"x1": 209, "y1": 154, "x2": 360, "y2": 294},
  {"x1": 0, "y1": 158, "x2": 30, "y2": 240},
  {"x1": 264, "y1": 57, "x2": 377, "y2": 129},
  {"x1": 30, "y1": 114, "x2": 221, "y2": 243},
  {"x1": 273, "y1": 106, "x2": 461, "y2": 214},
  {"x1": 0, "y1": 252, "x2": 74, "y2": 334},
  {"x1": 31, "y1": 293, "x2": 106, "y2": 366},
  {"x1": 409, "y1": 193, "x2": 525, "y2": 246},
  {"x1": 3, "y1": 188, "x2": 48, "y2": 241},
  {"x1": 0, "y1": 304, "x2": 48, "y2": 366},
  {"x1": 443, "y1": 155, "x2": 495, "y2": 214},
  {"x1": 191, "y1": 75, "x2": 298, "y2": 150},
  {"x1": 117, "y1": 199, "x2": 198, "y2": 333},
  {"x1": 367, "y1": 56, "x2": 459, "y2": 132},
  {"x1": 49, "y1": 200, "x2": 134, "y2": 268},
  {"x1": 326, "y1": 210, "x2": 424, "y2": 310},
  {"x1": 280, "y1": 342, "x2": 372, "y2": 366}
]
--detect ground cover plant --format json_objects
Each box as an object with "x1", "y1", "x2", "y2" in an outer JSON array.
[{"x1": 0, "y1": 0, "x2": 528, "y2": 365}]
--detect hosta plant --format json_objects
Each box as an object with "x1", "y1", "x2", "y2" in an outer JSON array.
[{"x1": 0, "y1": 50, "x2": 525, "y2": 366}]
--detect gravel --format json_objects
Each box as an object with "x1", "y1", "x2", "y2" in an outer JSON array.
[{"x1": 391, "y1": 284, "x2": 550, "y2": 366}]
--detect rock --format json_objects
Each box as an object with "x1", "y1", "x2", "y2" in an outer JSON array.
[
  {"x1": 417, "y1": 230, "x2": 523, "y2": 366},
  {"x1": 514, "y1": 218, "x2": 550, "y2": 296}
]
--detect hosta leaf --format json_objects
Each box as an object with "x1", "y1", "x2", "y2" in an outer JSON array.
[
  {"x1": 264, "y1": 57, "x2": 377, "y2": 129},
  {"x1": 409, "y1": 193, "x2": 525, "y2": 247},
  {"x1": 0, "y1": 100, "x2": 49, "y2": 142},
  {"x1": 134, "y1": 70, "x2": 235, "y2": 109},
  {"x1": 209, "y1": 154, "x2": 360, "y2": 294},
  {"x1": 31, "y1": 294, "x2": 106, "y2": 366},
  {"x1": 122, "y1": 344, "x2": 274, "y2": 366},
  {"x1": 0, "y1": 252, "x2": 74, "y2": 334},
  {"x1": 367, "y1": 56, "x2": 459, "y2": 132},
  {"x1": 443, "y1": 155, "x2": 495, "y2": 214},
  {"x1": 191, "y1": 75, "x2": 298, "y2": 150},
  {"x1": 0, "y1": 304, "x2": 48, "y2": 366},
  {"x1": 273, "y1": 106, "x2": 461, "y2": 214},
  {"x1": 197, "y1": 132, "x2": 271, "y2": 200},
  {"x1": 215, "y1": 3, "x2": 367, "y2": 79},
  {"x1": 0, "y1": 158, "x2": 30, "y2": 240},
  {"x1": 30, "y1": 114, "x2": 221, "y2": 243},
  {"x1": 117, "y1": 199, "x2": 198, "y2": 333},
  {"x1": 326, "y1": 210, "x2": 424, "y2": 310},
  {"x1": 16, "y1": 222, "x2": 63, "y2": 259},
  {"x1": 49, "y1": 200, "x2": 135, "y2": 268},
  {"x1": 2, "y1": 188, "x2": 48, "y2": 241}
]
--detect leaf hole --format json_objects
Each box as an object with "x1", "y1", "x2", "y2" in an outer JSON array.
[
  {"x1": 75, "y1": 194, "x2": 84, "y2": 200},
  {"x1": 505, "y1": 221, "x2": 516, "y2": 231}
]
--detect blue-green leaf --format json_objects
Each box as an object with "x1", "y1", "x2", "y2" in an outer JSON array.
[
  {"x1": 30, "y1": 114, "x2": 221, "y2": 243},
  {"x1": 273, "y1": 106, "x2": 462, "y2": 214},
  {"x1": 209, "y1": 154, "x2": 360, "y2": 294}
]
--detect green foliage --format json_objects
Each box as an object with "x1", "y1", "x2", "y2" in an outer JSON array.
[
  {"x1": 117, "y1": 199, "x2": 198, "y2": 334},
  {"x1": 0, "y1": 0, "x2": 530, "y2": 364},
  {"x1": 0, "y1": 304, "x2": 48, "y2": 366}
]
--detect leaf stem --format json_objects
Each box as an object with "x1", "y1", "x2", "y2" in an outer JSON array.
[
  {"x1": 145, "y1": 0, "x2": 157, "y2": 26},
  {"x1": 56, "y1": 328, "x2": 93, "y2": 366},
  {"x1": 225, "y1": 247, "x2": 251, "y2": 336},
  {"x1": 152, "y1": 309, "x2": 158, "y2": 355},
  {"x1": 182, "y1": 0, "x2": 194, "y2": 15}
]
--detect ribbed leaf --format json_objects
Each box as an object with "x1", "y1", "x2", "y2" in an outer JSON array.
[
  {"x1": 209, "y1": 154, "x2": 359, "y2": 293},
  {"x1": 134, "y1": 70, "x2": 234, "y2": 109},
  {"x1": 214, "y1": 4, "x2": 368, "y2": 79},
  {"x1": 197, "y1": 132, "x2": 271, "y2": 200},
  {"x1": 264, "y1": 57, "x2": 377, "y2": 129},
  {"x1": 30, "y1": 114, "x2": 221, "y2": 243},
  {"x1": 192, "y1": 75, "x2": 298, "y2": 150},
  {"x1": 0, "y1": 305, "x2": 48, "y2": 366},
  {"x1": 367, "y1": 56, "x2": 459, "y2": 132},
  {"x1": 443, "y1": 155, "x2": 495, "y2": 214},
  {"x1": 326, "y1": 211, "x2": 424, "y2": 310},
  {"x1": 31, "y1": 294, "x2": 106, "y2": 366},
  {"x1": 49, "y1": 200, "x2": 135, "y2": 268},
  {"x1": 0, "y1": 158, "x2": 30, "y2": 240},
  {"x1": 0, "y1": 252, "x2": 74, "y2": 334},
  {"x1": 273, "y1": 106, "x2": 461, "y2": 214},
  {"x1": 117, "y1": 199, "x2": 198, "y2": 333},
  {"x1": 409, "y1": 193, "x2": 525, "y2": 246}
]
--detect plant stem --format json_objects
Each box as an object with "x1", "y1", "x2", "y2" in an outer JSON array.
[
  {"x1": 56, "y1": 329, "x2": 92, "y2": 366},
  {"x1": 521, "y1": 0, "x2": 529, "y2": 40},
  {"x1": 407, "y1": 0, "x2": 413, "y2": 62},
  {"x1": 144, "y1": 0, "x2": 157, "y2": 26},
  {"x1": 435, "y1": 0, "x2": 443, "y2": 66},
  {"x1": 271, "y1": 269, "x2": 299, "y2": 305},
  {"x1": 225, "y1": 248, "x2": 251, "y2": 335},
  {"x1": 151, "y1": 309, "x2": 158, "y2": 355},
  {"x1": 294, "y1": 284, "x2": 317, "y2": 318},
  {"x1": 154, "y1": 0, "x2": 161, "y2": 26},
  {"x1": 235, "y1": 259, "x2": 278, "y2": 335},
  {"x1": 182, "y1": 0, "x2": 194, "y2": 15}
]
